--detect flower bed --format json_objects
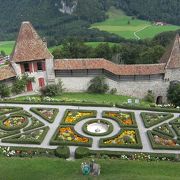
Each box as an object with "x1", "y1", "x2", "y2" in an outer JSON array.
[
  {"x1": 0, "y1": 129, "x2": 20, "y2": 138},
  {"x1": 23, "y1": 117, "x2": 44, "y2": 132},
  {"x1": 0, "y1": 115, "x2": 28, "y2": 131},
  {"x1": 147, "y1": 130, "x2": 180, "y2": 150},
  {"x1": 102, "y1": 111, "x2": 137, "y2": 128},
  {"x1": 2, "y1": 127, "x2": 49, "y2": 144},
  {"x1": 0, "y1": 107, "x2": 23, "y2": 116},
  {"x1": 141, "y1": 112, "x2": 174, "y2": 128},
  {"x1": 153, "y1": 123, "x2": 174, "y2": 138},
  {"x1": 61, "y1": 109, "x2": 97, "y2": 125},
  {"x1": 50, "y1": 125, "x2": 92, "y2": 147},
  {"x1": 30, "y1": 107, "x2": 59, "y2": 123},
  {"x1": 99, "y1": 128, "x2": 142, "y2": 149},
  {"x1": 82, "y1": 119, "x2": 113, "y2": 136}
]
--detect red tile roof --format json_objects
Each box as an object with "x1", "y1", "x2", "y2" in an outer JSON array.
[
  {"x1": 160, "y1": 34, "x2": 180, "y2": 69},
  {"x1": 0, "y1": 65, "x2": 16, "y2": 81},
  {"x1": 54, "y1": 58, "x2": 166, "y2": 75},
  {"x1": 11, "y1": 22, "x2": 53, "y2": 63}
]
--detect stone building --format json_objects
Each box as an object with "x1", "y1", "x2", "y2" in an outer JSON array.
[{"x1": 0, "y1": 21, "x2": 179, "y2": 102}]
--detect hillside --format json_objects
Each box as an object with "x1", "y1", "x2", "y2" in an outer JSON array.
[
  {"x1": 0, "y1": 0, "x2": 179, "y2": 45},
  {"x1": 92, "y1": 7, "x2": 180, "y2": 39}
]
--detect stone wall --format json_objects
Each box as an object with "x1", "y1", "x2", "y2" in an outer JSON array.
[{"x1": 56, "y1": 76, "x2": 169, "y2": 101}]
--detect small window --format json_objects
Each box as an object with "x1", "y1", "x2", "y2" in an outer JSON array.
[
  {"x1": 37, "y1": 62, "x2": 43, "y2": 71},
  {"x1": 24, "y1": 63, "x2": 30, "y2": 72}
]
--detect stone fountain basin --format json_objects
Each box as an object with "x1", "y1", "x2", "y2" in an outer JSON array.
[{"x1": 87, "y1": 122, "x2": 109, "y2": 134}]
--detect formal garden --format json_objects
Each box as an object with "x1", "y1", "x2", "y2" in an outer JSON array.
[{"x1": 0, "y1": 103, "x2": 179, "y2": 159}]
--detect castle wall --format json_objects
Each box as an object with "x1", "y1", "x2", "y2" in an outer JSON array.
[{"x1": 56, "y1": 76, "x2": 169, "y2": 101}]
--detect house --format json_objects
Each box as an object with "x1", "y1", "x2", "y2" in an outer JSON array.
[{"x1": 0, "y1": 21, "x2": 179, "y2": 103}]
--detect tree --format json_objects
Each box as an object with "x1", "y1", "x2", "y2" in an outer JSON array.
[
  {"x1": 94, "y1": 43, "x2": 112, "y2": 59},
  {"x1": 88, "y1": 76, "x2": 109, "y2": 94},
  {"x1": 167, "y1": 82, "x2": 180, "y2": 106}
]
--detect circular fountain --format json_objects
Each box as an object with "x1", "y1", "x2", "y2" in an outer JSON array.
[{"x1": 83, "y1": 119, "x2": 113, "y2": 136}]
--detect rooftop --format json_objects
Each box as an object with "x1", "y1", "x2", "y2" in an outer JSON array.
[
  {"x1": 54, "y1": 58, "x2": 166, "y2": 75},
  {"x1": 0, "y1": 65, "x2": 16, "y2": 81},
  {"x1": 11, "y1": 21, "x2": 53, "y2": 63}
]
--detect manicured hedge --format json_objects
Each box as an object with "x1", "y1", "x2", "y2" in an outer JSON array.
[
  {"x1": 147, "y1": 130, "x2": 180, "y2": 150},
  {"x1": 60, "y1": 109, "x2": 97, "y2": 125},
  {"x1": 82, "y1": 119, "x2": 113, "y2": 136},
  {"x1": 172, "y1": 124, "x2": 180, "y2": 137},
  {"x1": 0, "y1": 130, "x2": 20, "y2": 139},
  {"x1": 2, "y1": 126, "x2": 49, "y2": 145},
  {"x1": 0, "y1": 100, "x2": 113, "y2": 107},
  {"x1": 0, "y1": 106, "x2": 23, "y2": 115},
  {"x1": 30, "y1": 107, "x2": 59, "y2": 123},
  {"x1": 102, "y1": 111, "x2": 137, "y2": 128},
  {"x1": 55, "y1": 146, "x2": 70, "y2": 159},
  {"x1": 75, "y1": 147, "x2": 177, "y2": 161},
  {"x1": 99, "y1": 128, "x2": 142, "y2": 149},
  {"x1": 0, "y1": 146, "x2": 55, "y2": 157},
  {"x1": 116, "y1": 104, "x2": 180, "y2": 113},
  {"x1": 75, "y1": 147, "x2": 90, "y2": 159},
  {"x1": 169, "y1": 117, "x2": 180, "y2": 125},
  {"x1": 50, "y1": 125, "x2": 92, "y2": 147},
  {"x1": 153, "y1": 123, "x2": 175, "y2": 138},
  {"x1": 23, "y1": 117, "x2": 44, "y2": 132},
  {"x1": 0, "y1": 114, "x2": 29, "y2": 131},
  {"x1": 12, "y1": 110, "x2": 32, "y2": 117},
  {"x1": 141, "y1": 112, "x2": 174, "y2": 128}
]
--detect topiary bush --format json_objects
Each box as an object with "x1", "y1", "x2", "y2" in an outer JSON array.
[
  {"x1": 144, "y1": 90, "x2": 155, "y2": 103},
  {"x1": 55, "y1": 146, "x2": 70, "y2": 159},
  {"x1": 75, "y1": 147, "x2": 90, "y2": 159},
  {"x1": 88, "y1": 76, "x2": 109, "y2": 94}
]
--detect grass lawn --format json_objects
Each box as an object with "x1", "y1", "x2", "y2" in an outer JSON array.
[
  {"x1": 0, "y1": 41, "x2": 15, "y2": 55},
  {"x1": 91, "y1": 7, "x2": 180, "y2": 39},
  {"x1": 0, "y1": 157, "x2": 180, "y2": 180},
  {"x1": 13, "y1": 92, "x2": 148, "y2": 105}
]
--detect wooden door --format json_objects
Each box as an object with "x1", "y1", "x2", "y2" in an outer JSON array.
[{"x1": 27, "y1": 81, "x2": 33, "y2": 92}]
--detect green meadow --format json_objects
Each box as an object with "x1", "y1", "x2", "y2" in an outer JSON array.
[
  {"x1": 91, "y1": 7, "x2": 180, "y2": 39},
  {"x1": 0, "y1": 41, "x2": 15, "y2": 55}
]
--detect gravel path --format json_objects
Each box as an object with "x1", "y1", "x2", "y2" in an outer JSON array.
[{"x1": 0, "y1": 103, "x2": 180, "y2": 158}]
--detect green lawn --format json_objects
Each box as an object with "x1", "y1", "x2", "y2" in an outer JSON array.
[
  {"x1": 13, "y1": 92, "x2": 148, "y2": 105},
  {"x1": 0, "y1": 41, "x2": 15, "y2": 55},
  {"x1": 0, "y1": 157, "x2": 180, "y2": 180},
  {"x1": 91, "y1": 7, "x2": 180, "y2": 39}
]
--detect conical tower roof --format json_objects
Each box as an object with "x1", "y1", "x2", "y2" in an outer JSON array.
[{"x1": 11, "y1": 21, "x2": 53, "y2": 62}]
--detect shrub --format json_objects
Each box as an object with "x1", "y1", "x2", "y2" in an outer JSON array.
[
  {"x1": 167, "y1": 81, "x2": 180, "y2": 106},
  {"x1": 75, "y1": 147, "x2": 90, "y2": 159},
  {"x1": 0, "y1": 84, "x2": 11, "y2": 97},
  {"x1": 55, "y1": 146, "x2": 70, "y2": 159},
  {"x1": 88, "y1": 76, "x2": 109, "y2": 94},
  {"x1": 12, "y1": 74, "x2": 35, "y2": 94},
  {"x1": 110, "y1": 88, "x2": 117, "y2": 95},
  {"x1": 144, "y1": 90, "x2": 155, "y2": 103},
  {"x1": 41, "y1": 80, "x2": 64, "y2": 97}
]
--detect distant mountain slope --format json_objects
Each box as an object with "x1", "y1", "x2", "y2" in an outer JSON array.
[
  {"x1": 0, "y1": 0, "x2": 179, "y2": 45},
  {"x1": 114, "y1": 0, "x2": 180, "y2": 25}
]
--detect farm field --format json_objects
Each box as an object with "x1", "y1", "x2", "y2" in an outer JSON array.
[{"x1": 91, "y1": 7, "x2": 180, "y2": 40}]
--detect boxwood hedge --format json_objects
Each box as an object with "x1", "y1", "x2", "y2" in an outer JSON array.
[
  {"x1": 102, "y1": 111, "x2": 137, "y2": 128},
  {"x1": 30, "y1": 107, "x2": 59, "y2": 123},
  {"x1": 99, "y1": 128, "x2": 142, "y2": 149},
  {"x1": 82, "y1": 119, "x2": 113, "y2": 136},
  {"x1": 60, "y1": 109, "x2": 97, "y2": 125},
  {"x1": 50, "y1": 125, "x2": 92, "y2": 147}
]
